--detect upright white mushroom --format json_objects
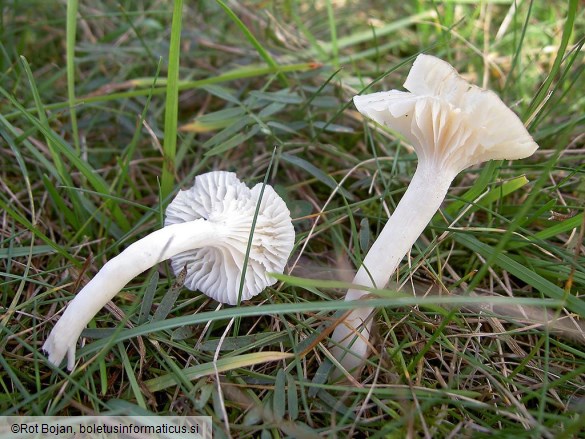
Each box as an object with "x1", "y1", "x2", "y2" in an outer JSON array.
[
  {"x1": 43, "y1": 171, "x2": 295, "y2": 370},
  {"x1": 331, "y1": 54, "x2": 538, "y2": 375}
]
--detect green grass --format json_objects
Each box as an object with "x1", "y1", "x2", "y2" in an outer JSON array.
[
  {"x1": 160, "y1": 0, "x2": 183, "y2": 200},
  {"x1": 1, "y1": 0, "x2": 584, "y2": 437}
]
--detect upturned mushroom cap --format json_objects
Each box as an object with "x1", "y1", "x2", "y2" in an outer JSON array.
[
  {"x1": 164, "y1": 171, "x2": 295, "y2": 305},
  {"x1": 353, "y1": 54, "x2": 538, "y2": 175}
]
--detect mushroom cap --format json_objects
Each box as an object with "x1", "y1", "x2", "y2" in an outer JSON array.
[
  {"x1": 164, "y1": 171, "x2": 295, "y2": 305},
  {"x1": 353, "y1": 54, "x2": 538, "y2": 174}
]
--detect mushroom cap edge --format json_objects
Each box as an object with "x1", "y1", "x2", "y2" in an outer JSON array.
[{"x1": 353, "y1": 54, "x2": 538, "y2": 173}]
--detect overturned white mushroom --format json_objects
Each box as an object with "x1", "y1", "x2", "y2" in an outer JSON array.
[
  {"x1": 331, "y1": 54, "x2": 538, "y2": 375},
  {"x1": 43, "y1": 171, "x2": 295, "y2": 370}
]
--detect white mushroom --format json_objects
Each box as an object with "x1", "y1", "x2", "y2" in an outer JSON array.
[
  {"x1": 331, "y1": 54, "x2": 538, "y2": 375},
  {"x1": 43, "y1": 171, "x2": 295, "y2": 370}
]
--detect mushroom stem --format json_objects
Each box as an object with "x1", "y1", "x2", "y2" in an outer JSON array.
[
  {"x1": 331, "y1": 162, "x2": 456, "y2": 374},
  {"x1": 333, "y1": 54, "x2": 539, "y2": 377},
  {"x1": 43, "y1": 219, "x2": 217, "y2": 370}
]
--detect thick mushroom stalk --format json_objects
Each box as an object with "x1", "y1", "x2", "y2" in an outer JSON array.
[
  {"x1": 43, "y1": 171, "x2": 295, "y2": 370},
  {"x1": 331, "y1": 54, "x2": 538, "y2": 375}
]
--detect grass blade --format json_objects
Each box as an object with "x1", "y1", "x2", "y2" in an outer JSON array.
[
  {"x1": 215, "y1": 0, "x2": 287, "y2": 86},
  {"x1": 145, "y1": 352, "x2": 293, "y2": 391},
  {"x1": 454, "y1": 233, "x2": 585, "y2": 317},
  {"x1": 160, "y1": 0, "x2": 183, "y2": 200},
  {"x1": 66, "y1": 0, "x2": 80, "y2": 152},
  {"x1": 0, "y1": 87, "x2": 131, "y2": 232}
]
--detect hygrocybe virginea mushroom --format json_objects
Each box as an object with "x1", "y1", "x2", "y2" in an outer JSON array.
[
  {"x1": 331, "y1": 54, "x2": 539, "y2": 375},
  {"x1": 43, "y1": 171, "x2": 295, "y2": 370}
]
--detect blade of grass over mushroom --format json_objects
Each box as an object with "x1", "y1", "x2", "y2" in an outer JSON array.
[
  {"x1": 237, "y1": 147, "x2": 278, "y2": 305},
  {"x1": 271, "y1": 274, "x2": 442, "y2": 314},
  {"x1": 215, "y1": 0, "x2": 287, "y2": 86},
  {"x1": 78, "y1": 295, "x2": 564, "y2": 359},
  {"x1": 160, "y1": 0, "x2": 183, "y2": 200},
  {"x1": 66, "y1": 0, "x2": 79, "y2": 152},
  {"x1": 145, "y1": 352, "x2": 294, "y2": 392}
]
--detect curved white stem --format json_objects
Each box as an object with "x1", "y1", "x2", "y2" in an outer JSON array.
[
  {"x1": 330, "y1": 163, "x2": 456, "y2": 375},
  {"x1": 43, "y1": 219, "x2": 218, "y2": 370}
]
